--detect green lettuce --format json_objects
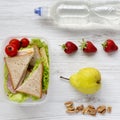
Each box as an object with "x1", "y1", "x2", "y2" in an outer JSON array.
[
  {"x1": 9, "y1": 93, "x2": 29, "y2": 103},
  {"x1": 42, "y1": 64, "x2": 49, "y2": 92}
]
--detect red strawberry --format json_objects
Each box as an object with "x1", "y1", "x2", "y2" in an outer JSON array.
[
  {"x1": 80, "y1": 39, "x2": 97, "y2": 53},
  {"x1": 102, "y1": 39, "x2": 118, "y2": 52},
  {"x1": 62, "y1": 41, "x2": 78, "y2": 54}
]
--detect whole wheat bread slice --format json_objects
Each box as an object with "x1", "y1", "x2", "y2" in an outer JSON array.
[
  {"x1": 4, "y1": 52, "x2": 34, "y2": 90},
  {"x1": 16, "y1": 63, "x2": 43, "y2": 98}
]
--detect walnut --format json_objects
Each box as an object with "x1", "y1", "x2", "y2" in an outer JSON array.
[
  {"x1": 67, "y1": 107, "x2": 75, "y2": 111},
  {"x1": 81, "y1": 108, "x2": 87, "y2": 115},
  {"x1": 76, "y1": 104, "x2": 84, "y2": 112},
  {"x1": 64, "y1": 101, "x2": 73, "y2": 108},
  {"x1": 66, "y1": 109, "x2": 76, "y2": 113},
  {"x1": 107, "y1": 106, "x2": 112, "y2": 113},
  {"x1": 66, "y1": 106, "x2": 76, "y2": 114},
  {"x1": 97, "y1": 105, "x2": 106, "y2": 114},
  {"x1": 88, "y1": 105, "x2": 95, "y2": 109},
  {"x1": 86, "y1": 105, "x2": 97, "y2": 116},
  {"x1": 64, "y1": 101, "x2": 76, "y2": 114}
]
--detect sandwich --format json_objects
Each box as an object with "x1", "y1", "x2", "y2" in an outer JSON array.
[
  {"x1": 16, "y1": 62, "x2": 43, "y2": 98},
  {"x1": 4, "y1": 52, "x2": 34, "y2": 90},
  {"x1": 4, "y1": 38, "x2": 49, "y2": 102}
]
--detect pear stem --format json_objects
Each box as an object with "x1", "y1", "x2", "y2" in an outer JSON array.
[{"x1": 60, "y1": 76, "x2": 69, "y2": 80}]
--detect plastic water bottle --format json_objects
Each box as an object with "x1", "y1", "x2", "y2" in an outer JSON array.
[
  {"x1": 34, "y1": 0, "x2": 90, "y2": 28},
  {"x1": 34, "y1": 0, "x2": 120, "y2": 29}
]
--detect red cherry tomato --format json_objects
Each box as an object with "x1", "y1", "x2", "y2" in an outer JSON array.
[
  {"x1": 9, "y1": 39, "x2": 21, "y2": 50},
  {"x1": 5, "y1": 44, "x2": 18, "y2": 57},
  {"x1": 20, "y1": 38, "x2": 29, "y2": 47}
]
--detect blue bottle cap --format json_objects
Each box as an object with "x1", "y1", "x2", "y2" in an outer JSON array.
[{"x1": 34, "y1": 7, "x2": 42, "y2": 16}]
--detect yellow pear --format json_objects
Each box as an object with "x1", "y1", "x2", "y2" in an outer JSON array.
[{"x1": 60, "y1": 67, "x2": 101, "y2": 94}]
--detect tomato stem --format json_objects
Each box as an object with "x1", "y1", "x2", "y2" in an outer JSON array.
[{"x1": 8, "y1": 47, "x2": 12, "y2": 51}]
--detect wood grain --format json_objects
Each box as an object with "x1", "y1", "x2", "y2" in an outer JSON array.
[{"x1": 0, "y1": 0, "x2": 120, "y2": 120}]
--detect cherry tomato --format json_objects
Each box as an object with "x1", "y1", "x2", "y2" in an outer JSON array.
[
  {"x1": 5, "y1": 44, "x2": 18, "y2": 57},
  {"x1": 20, "y1": 38, "x2": 29, "y2": 47},
  {"x1": 9, "y1": 39, "x2": 21, "y2": 50}
]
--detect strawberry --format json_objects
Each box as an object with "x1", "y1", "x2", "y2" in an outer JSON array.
[
  {"x1": 62, "y1": 41, "x2": 78, "y2": 54},
  {"x1": 102, "y1": 39, "x2": 118, "y2": 52},
  {"x1": 80, "y1": 39, "x2": 97, "y2": 53}
]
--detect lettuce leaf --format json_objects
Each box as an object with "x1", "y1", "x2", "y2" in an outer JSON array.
[
  {"x1": 9, "y1": 93, "x2": 29, "y2": 103},
  {"x1": 4, "y1": 65, "x2": 10, "y2": 94},
  {"x1": 42, "y1": 64, "x2": 49, "y2": 92}
]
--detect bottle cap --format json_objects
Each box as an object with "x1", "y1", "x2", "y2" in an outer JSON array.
[
  {"x1": 34, "y1": 7, "x2": 42, "y2": 16},
  {"x1": 34, "y1": 7, "x2": 50, "y2": 18}
]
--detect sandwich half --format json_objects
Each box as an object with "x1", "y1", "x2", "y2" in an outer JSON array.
[
  {"x1": 16, "y1": 62, "x2": 43, "y2": 98},
  {"x1": 30, "y1": 45, "x2": 41, "y2": 66},
  {"x1": 4, "y1": 52, "x2": 34, "y2": 90}
]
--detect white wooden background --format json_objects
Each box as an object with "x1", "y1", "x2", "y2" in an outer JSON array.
[{"x1": 0, "y1": 0, "x2": 120, "y2": 120}]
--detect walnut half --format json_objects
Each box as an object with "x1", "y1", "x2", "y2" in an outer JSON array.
[{"x1": 97, "y1": 105, "x2": 106, "y2": 114}]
